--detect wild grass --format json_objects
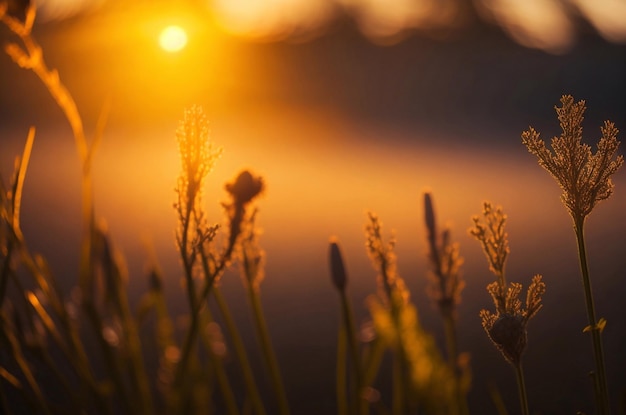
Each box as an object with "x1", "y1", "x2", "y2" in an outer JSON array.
[
  {"x1": 469, "y1": 202, "x2": 546, "y2": 415},
  {"x1": 1, "y1": 3, "x2": 624, "y2": 414},
  {"x1": 522, "y1": 96, "x2": 623, "y2": 415}
]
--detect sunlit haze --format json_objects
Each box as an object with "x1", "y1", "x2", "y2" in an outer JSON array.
[{"x1": 159, "y1": 25, "x2": 188, "y2": 52}]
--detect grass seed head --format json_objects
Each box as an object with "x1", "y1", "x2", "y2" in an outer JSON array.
[
  {"x1": 423, "y1": 192, "x2": 465, "y2": 318},
  {"x1": 469, "y1": 201, "x2": 509, "y2": 283},
  {"x1": 225, "y1": 170, "x2": 264, "y2": 207},
  {"x1": 480, "y1": 275, "x2": 546, "y2": 366},
  {"x1": 329, "y1": 238, "x2": 347, "y2": 291},
  {"x1": 522, "y1": 95, "x2": 623, "y2": 224}
]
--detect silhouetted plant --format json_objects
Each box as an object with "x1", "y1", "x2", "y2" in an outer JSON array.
[
  {"x1": 239, "y1": 207, "x2": 291, "y2": 415},
  {"x1": 329, "y1": 238, "x2": 367, "y2": 415},
  {"x1": 365, "y1": 212, "x2": 457, "y2": 415},
  {"x1": 470, "y1": 201, "x2": 546, "y2": 415},
  {"x1": 522, "y1": 95, "x2": 623, "y2": 415},
  {"x1": 423, "y1": 192, "x2": 469, "y2": 415}
]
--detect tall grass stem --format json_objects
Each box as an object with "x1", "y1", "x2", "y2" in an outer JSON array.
[
  {"x1": 514, "y1": 363, "x2": 529, "y2": 415},
  {"x1": 336, "y1": 324, "x2": 348, "y2": 415},
  {"x1": 443, "y1": 313, "x2": 468, "y2": 415},
  {"x1": 362, "y1": 339, "x2": 385, "y2": 389},
  {"x1": 247, "y1": 285, "x2": 290, "y2": 415},
  {"x1": 213, "y1": 287, "x2": 267, "y2": 415},
  {"x1": 574, "y1": 219, "x2": 610, "y2": 415},
  {"x1": 339, "y1": 290, "x2": 364, "y2": 415},
  {"x1": 175, "y1": 243, "x2": 234, "y2": 388},
  {"x1": 391, "y1": 351, "x2": 405, "y2": 415},
  {"x1": 199, "y1": 306, "x2": 240, "y2": 415}
]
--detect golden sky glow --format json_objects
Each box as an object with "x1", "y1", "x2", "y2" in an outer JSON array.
[
  {"x1": 32, "y1": 0, "x2": 626, "y2": 51},
  {"x1": 159, "y1": 25, "x2": 188, "y2": 52}
]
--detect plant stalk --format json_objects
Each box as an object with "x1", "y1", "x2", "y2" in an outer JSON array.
[
  {"x1": 175, "y1": 239, "x2": 235, "y2": 390},
  {"x1": 247, "y1": 285, "x2": 290, "y2": 415},
  {"x1": 213, "y1": 287, "x2": 267, "y2": 415},
  {"x1": 574, "y1": 219, "x2": 610, "y2": 415},
  {"x1": 443, "y1": 312, "x2": 468, "y2": 415},
  {"x1": 198, "y1": 305, "x2": 239, "y2": 415},
  {"x1": 336, "y1": 324, "x2": 348, "y2": 415},
  {"x1": 514, "y1": 362, "x2": 529, "y2": 415},
  {"x1": 340, "y1": 290, "x2": 364, "y2": 415}
]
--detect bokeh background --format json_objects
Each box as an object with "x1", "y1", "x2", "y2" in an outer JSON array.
[{"x1": 1, "y1": 0, "x2": 626, "y2": 413}]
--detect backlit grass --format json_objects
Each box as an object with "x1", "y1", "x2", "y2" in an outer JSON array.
[{"x1": 1, "y1": 3, "x2": 623, "y2": 414}]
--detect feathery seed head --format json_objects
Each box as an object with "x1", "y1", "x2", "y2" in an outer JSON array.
[
  {"x1": 522, "y1": 95, "x2": 623, "y2": 224},
  {"x1": 423, "y1": 192, "x2": 465, "y2": 317},
  {"x1": 175, "y1": 105, "x2": 222, "y2": 216},
  {"x1": 365, "y1": 212, "x2": 408, "y2": 304},
  {"x1": 469, "y1": 201, "x2": 509, "y2": 282},
  {"x1": 471, "y1": 202, "x2": 546, "y2": 366}
]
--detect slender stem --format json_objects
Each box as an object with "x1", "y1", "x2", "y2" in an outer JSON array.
[
  {"x1": 175, "y1": 240, "x2": 235, "y2": 389},
  {"x1": 393, "y1": 321, "x2": 411, "y2": 413},
  {"x1": 173, "y1": 310, "x2": 198, "y2": 389},
  {"x1": 247, "y1": 285, "x2": 290, "y2": 415},
  {"x1": 213, "y1": 288, "x2": 267, "y2": 415},
  {"x1": 514, "y1": 362, "x2": 529, "y2": 415},
  {"x1": 487, "y1": 382, "x2": 509, "y2": 415},
  {"x1": 378, "y1": 260, "x2": 409, "y2": 414},
  {"x1": 0, "y1": 242, "x2": 15, "y2": 309},
  {"x1": 443, "y1": 313, "x2": 468, "y2": 415},
  {"x1": 574, "y1": 219, "x2": 610, "y2": 415},
  {"x1": 362, "y1": 338, "x2": 385, "y2": 389},
  {"x1": 443, "y1": 313, "x2": 458, "y2": 369},
  {"x1": 391, "y1": 351, "x2": 404, "y2": 415},
  {"x1": 83, "y1": 302, "x2": 134, "y2": 414},
  {"x1": 171, "y1": 224, "x2": 206, "y2": 390},
  {"x1": 340, "y1": 291, "x2": 364, "y2": 415},
  {"x1": 336, "y1": 324, "x2": 348, "y2": 415},
  {"x1": 116, "y1": 287, "x2": 153, "y2": 414},
  {"x1": 199, "y1": 305, "x2": 239, "y2": 415}
]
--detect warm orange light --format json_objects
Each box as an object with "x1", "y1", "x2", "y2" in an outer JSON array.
[{"x1": 159, "y1": 25, "x2": 188, "y2": 52}]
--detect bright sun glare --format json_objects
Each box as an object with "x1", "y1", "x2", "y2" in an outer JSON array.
[{"x1": 159, "y1": 25, "x2": 188, "y2": 52}]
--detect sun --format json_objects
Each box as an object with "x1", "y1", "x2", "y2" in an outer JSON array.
[{"x1": 159, "y1": 25, "x2": 188, "y2": 52}]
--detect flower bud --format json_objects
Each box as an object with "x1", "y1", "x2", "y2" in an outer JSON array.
[
  {"x1": 225, "y1": 170, "x2": 264, "y2": 207},
  {"x1": 329, "y1": 239, "x2": 347, "y2": 291},
  {"x1": 424, "y1": 192, "x2": 437, "y2": 240},
  {"x1": 488, "y1": 313, "x2": 527, "y2": 365}
]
